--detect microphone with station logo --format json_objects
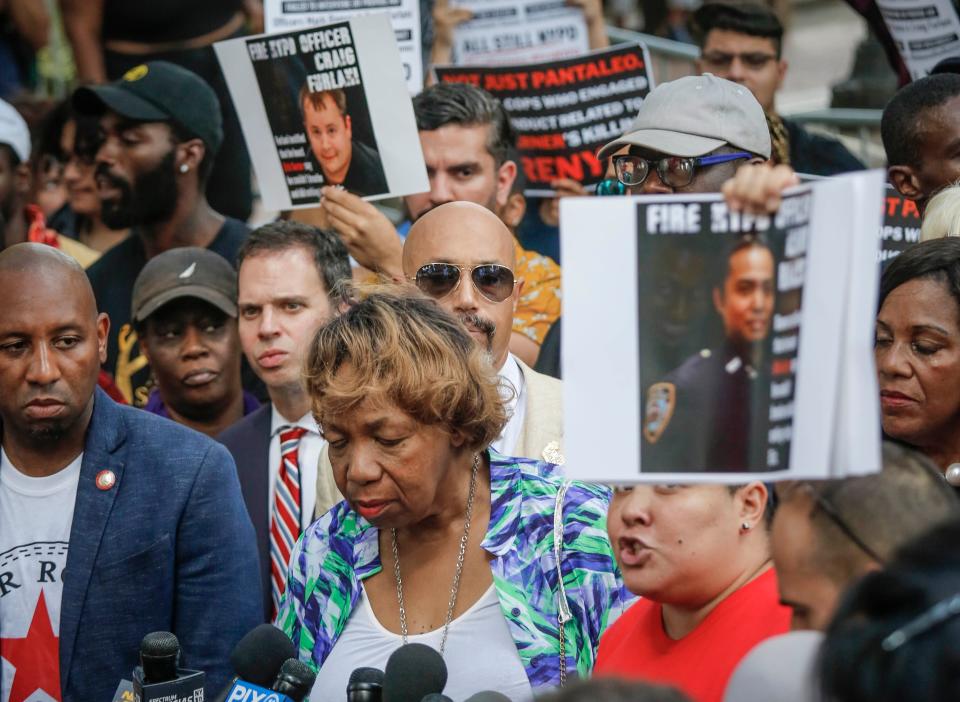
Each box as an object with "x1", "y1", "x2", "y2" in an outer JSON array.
[
  {"x1": 212, "y1": 624, "x2": 299, "y2": 702},
  {"x1": 132, "y1": 631, "x2": 205, "y2": 702}
]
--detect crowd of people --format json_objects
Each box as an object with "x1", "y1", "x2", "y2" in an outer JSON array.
[{"x1": 3, "y1": 1, "x2": 960, "y2": 702}]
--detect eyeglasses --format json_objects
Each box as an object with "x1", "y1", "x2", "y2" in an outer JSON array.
[
  {"x1": 613, "y1": 152, "x2": 752, "y2": 189},
  {"x1": 701, "y1": 51, "x2": 779, "y2": 70},
  {"x1": 413, "y1": 262, "x2": 518, "y2": 304}
]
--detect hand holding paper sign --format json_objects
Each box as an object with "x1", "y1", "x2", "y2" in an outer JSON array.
[
  {"x1": 565, "y1": 0, "x2": 610, "y2": 49},
  {"x1": 722, "y1": 163, "x2": 801, "y2": 214},
  {"x1": 539, "y1": 177, "x2": 590, "y2": 226},
  {"x1": 320, "y1": 186, "x2": 404, "y2": 278},
  {"x1": 432, "y1": 0, "x2": 475, "y2": 66}
]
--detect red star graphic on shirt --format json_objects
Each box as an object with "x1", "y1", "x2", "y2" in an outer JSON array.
[{"x1": 0, "y1": 589, "x2": 61, "y2": 702}]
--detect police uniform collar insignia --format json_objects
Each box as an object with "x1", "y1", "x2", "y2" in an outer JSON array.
[{"x1": 644, "y1": 382, "x2": 676, "y2": 444}]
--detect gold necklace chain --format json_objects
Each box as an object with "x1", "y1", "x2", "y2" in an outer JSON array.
[{"x1": 390, "y1": 452, "x2": 480, "y2": 655}]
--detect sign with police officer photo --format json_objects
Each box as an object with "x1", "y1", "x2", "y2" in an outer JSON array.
[
  {"x1": 214, "y1": 14, "x2": 428, "y2": 210},
  {"x1": 560, "y1": 170, "x2": 886, "y2": 483}
]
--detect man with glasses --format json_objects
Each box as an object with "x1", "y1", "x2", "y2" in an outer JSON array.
[
  {"x1": 771, "y1": 442, "x2": 959, "y2": 631},
  {"x1": 402, "y1": 201, "x2": 564, "y2": 464},
  {"x1": 690, "y1": 2, "x2": 863, "y2": 176}
]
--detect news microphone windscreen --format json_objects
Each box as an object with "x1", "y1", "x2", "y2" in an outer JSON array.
[
  {"x1": 229, "y1": 623, "x2": 297, "y2": 686},
  {"x1": 273, "y1": 658, "x2": 317, "y2": 701},
  {"x1": 139, "y1": 631, "x2": 180, "y2": 683},
  {"x1": 463, "y1": 692, "x2": 513, "y2": 702},
  {"x1": 349, "y1": 667, "x2": 385, "y2": 686},
  {"x1": 383, "y1": 644, "x2": 447, "y2": 702},
  {"x1": 421, "y1": 695, "x2": 453, "y2": 702}
]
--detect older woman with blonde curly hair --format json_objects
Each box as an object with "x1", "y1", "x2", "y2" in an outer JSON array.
[{"x1": 276, "y1": 287, "x2": 628, "y2": 700}]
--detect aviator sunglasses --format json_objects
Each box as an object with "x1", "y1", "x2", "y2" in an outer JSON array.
[{"x1": 413, "y1": 262, "x2": 518, "y2": 303}]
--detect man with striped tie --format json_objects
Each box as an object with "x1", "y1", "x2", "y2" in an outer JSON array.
[{"x1": 219, "y1": 220, "x2": 351, "y2": 621}]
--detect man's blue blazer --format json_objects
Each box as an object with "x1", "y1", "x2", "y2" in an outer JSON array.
[{"x1": 4, "y1": 389, "x2": 264, "y2": 701}]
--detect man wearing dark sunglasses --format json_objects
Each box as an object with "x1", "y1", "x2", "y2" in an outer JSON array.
[
  {"x1": 771, "y1": 442, "x2": 959, "y2": 631},
  {"x1": 402, "y1": 201, "x2": 564, "y2": 464},
  {"x1": 689, "y1": 2, "x2": 863, "y2": 176}
]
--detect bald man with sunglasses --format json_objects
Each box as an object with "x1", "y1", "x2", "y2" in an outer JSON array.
[{"x1": 405, "y1": 202, "x2": 564, "y2": 465}]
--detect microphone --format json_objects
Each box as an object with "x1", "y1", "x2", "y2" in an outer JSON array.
[
  {"x1": 383, "y1": 644, "x2": 447, "y2": 702},
  {"x1": 347, "y1": 666, "x2": 384, "y2": 702},
  {"x1": 420, "y1": 695, "x2": 453, "y2": 702},
  {"x1": 212, "y1": 624, "x2": 297, "y2": 702},
  {"x1": 272, "y1": 658, "x2": 316, "y2": 702},
  {"x1": 132, "y1": 632, "x2": 205, "y2": 702},
  {"x1": 463, "y1": 693, "x2": 512, "y2": 702}
]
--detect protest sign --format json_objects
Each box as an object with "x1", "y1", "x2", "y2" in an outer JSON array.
[
  {"x1": 450, "y1": 0, "x2": 589, "y2": 65},
  {"x1": 560, "y1": 170, "x2": 886, "y2": 483},
  {"x1": 264, "y1": 0, "x2": 424, "y2": 93},
  {"x1": 880, "y1": 185, "x2": 922, "y2": 266},
  {"x1": 436, "y1": 43, "x2": 653, "y2": 193},
  {"x1": 876, "y1": 0, "x2": 960, "y2": 79},
  {"x1": 215, "y1": 15, "x2": 428, "y2": 210}
]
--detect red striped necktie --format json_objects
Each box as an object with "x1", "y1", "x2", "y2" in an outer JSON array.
[{"x1": 270, "y1": 425, "x2": 308, "y2": 617}]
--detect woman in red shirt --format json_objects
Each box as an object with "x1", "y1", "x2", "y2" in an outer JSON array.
[{"x1": 595, "y1": 483, "x2": 790, "y2": 702}]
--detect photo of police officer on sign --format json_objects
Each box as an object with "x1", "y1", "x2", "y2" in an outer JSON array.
[{"x1": 637, "y1": 195, "x2": 809, "y2": 473}]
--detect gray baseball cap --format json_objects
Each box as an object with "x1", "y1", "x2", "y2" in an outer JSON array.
[
  {"x1": 132, "y1": 247, "x2": 237, "y2": 323},
  {"x1": 597, "y1": 73, "x2": 771, "y2": 160}
]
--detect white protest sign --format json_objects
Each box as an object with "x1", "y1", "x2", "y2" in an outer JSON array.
[
  {"x1": 876, "y1": 0, "x2": 960, "y2": 79},
  {"x1": 215, "y1": 15, "x2": 428, "y2": 210},
  {"x1": 451, "y1": 0, "x2": 589, "y2": 65},
  {"x1": 265, "y1": 0, "x2": 424, "y2": 93},
  {"x1": 560, "y1": 171, "x2": 884, "y2": 484}
]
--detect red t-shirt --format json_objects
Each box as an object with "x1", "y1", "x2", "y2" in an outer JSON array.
[{"x1": 594, "y1": 568, "x2": 790, "y2": 702}]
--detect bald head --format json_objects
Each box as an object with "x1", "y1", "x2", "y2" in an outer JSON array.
[
  {"x1": 0, "y1": 243, "x2": 97, "y2": 320},
  {"x1": 403, "y1": 201, "x2": 520, "y2": 370}
]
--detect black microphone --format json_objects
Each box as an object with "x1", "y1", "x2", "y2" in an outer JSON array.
[
  {"x1": 383, "y1": 644, "x2": 448, "y2": 702},
  {"x1": 347, "y1": 666, "x2": 384, "y2": 702},
  {"x1": 132, "y1": 632, "x2": 205, "y2": 702},
  {"x1": 212, "y1": 623, "x2": 298, "y2": 702},
  {"x1": 463, "y1": 693, "x2": 512, "y2": 702},
  {"x1": 420, "y1": 695, "x2": 453, "y2": 702},
  {"x1": 272, "y1": 658, "x2": 316, "y2": 701}
]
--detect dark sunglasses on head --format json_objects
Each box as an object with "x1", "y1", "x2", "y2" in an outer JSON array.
[
  {"x1": 613, "y1": 151, "x2": 752, "y2": 189},
  {"x1": 413, "y1": 262, "x2": 517, "y2": 304}
]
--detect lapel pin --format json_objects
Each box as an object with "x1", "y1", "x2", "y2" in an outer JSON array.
[{"x1": 95, "y1": 470, "x2": 116, "y2": 491}]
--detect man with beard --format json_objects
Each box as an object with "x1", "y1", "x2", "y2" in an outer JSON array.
[
  {"x1": 72, "y1": 61, "x2": 249, "y2": 406},
  {"x1": 314, "y1": 81, "x2": 554, "y2": 363},
  {"x1": 642, "y1": 234, "x2": 776, "y2": 472},
  {"x1": 401, "y1": 201, "x2": 563, "y2": 463},
  {"x1": 133, "y1": 247, "x2": 259, "y2": 437},
  {"x1": 0, "y1": 243, "x2": 260, "y2": 702}
]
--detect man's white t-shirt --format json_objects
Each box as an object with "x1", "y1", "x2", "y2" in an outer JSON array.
[{"x1": 0, "y1": 448, "x2": 82, "y2": 702}]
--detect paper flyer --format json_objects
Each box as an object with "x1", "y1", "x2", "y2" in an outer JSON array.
[
  {"x1": 215, "y1": 15, "x2": 428, "y2": 210},
  {"x1": 560, "y1": 172, "x2": 885, "y2": 483},
  {"x1": 435, "y1": 43, "x2": 653, "y2": 193},
  {"x1": 876, "y1": 0, "x2": 960, "y2": 79},
  {"x1": 264, "y1": 0, "x2": 424, "y2": 93},
  {"x1": 880, "y1": 185, "x2": 922, "y2": 266},
  {"x1": 451, "y1": 0, "x2": 590, "y2": 65}
]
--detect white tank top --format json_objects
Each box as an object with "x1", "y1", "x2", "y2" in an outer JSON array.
[{"x1": 311, "y1": 584, "x2": 533, "y2": 701}]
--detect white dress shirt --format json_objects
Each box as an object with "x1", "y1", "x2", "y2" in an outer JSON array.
[
  {"x1": 268, "y1": 406, "x2": 326, "y2": 530},
  {"x1": 491, "y1": 353, "x2": 527, "y2": 457}
]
